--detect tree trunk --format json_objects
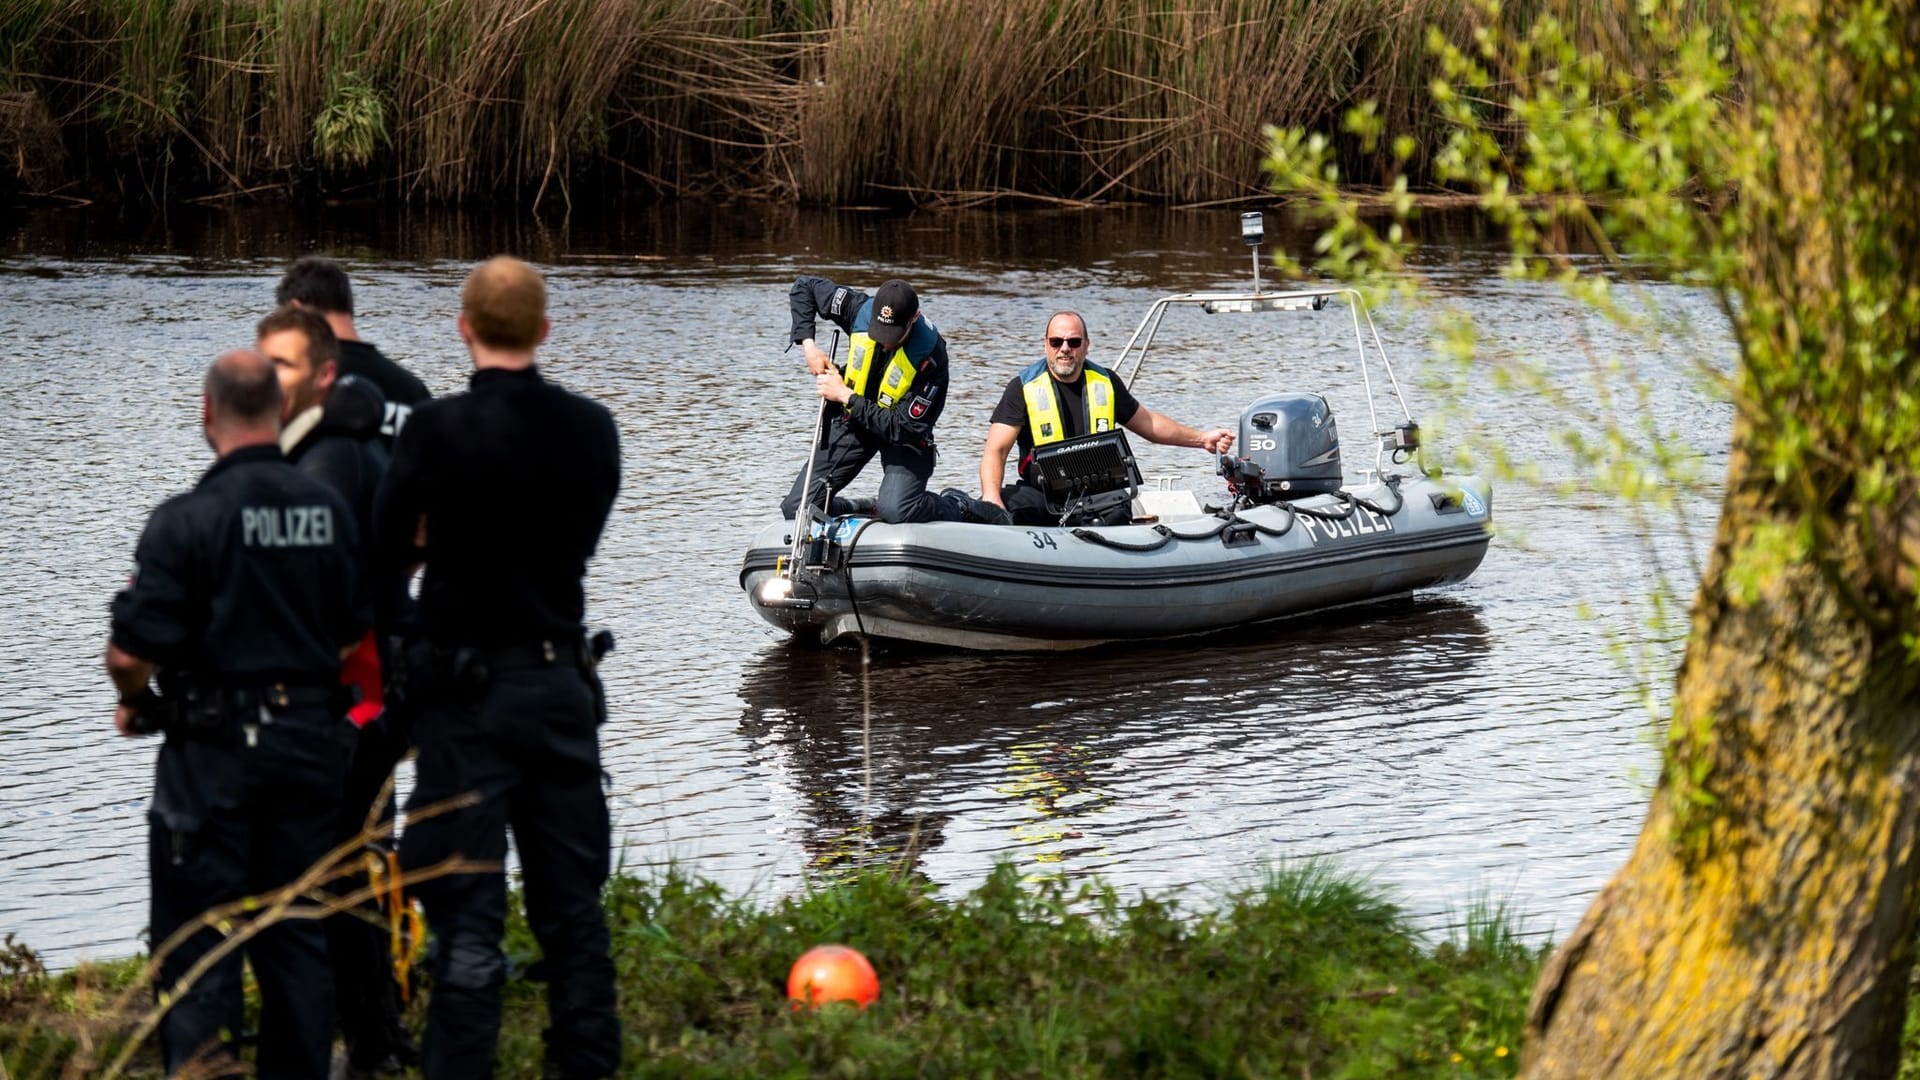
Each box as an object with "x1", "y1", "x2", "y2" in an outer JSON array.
[
  {"x1": 1521, "y1": 0, "x2": 1920, "y2": 1072},
  {"x1": 1522, "y1": 441, "x2": 1920, "y2": 1076}
]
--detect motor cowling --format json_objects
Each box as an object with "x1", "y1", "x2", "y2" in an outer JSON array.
[{"x1": 1228, "y1": 393, "x2": 1341, "y2": 501}]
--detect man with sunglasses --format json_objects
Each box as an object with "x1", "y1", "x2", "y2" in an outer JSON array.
[
  {"x1": 782, "y1": 275, "x2": 975, "y2": 523},
  {"x1": 979, "y1": 311, "x2": 1234, "y2": 525}
]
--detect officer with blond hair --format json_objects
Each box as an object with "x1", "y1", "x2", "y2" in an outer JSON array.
[{"x1": 373, "y1": 256, "x2": 622, "y2": 1078}]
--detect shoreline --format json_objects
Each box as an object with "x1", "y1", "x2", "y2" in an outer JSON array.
[{"x1": 1, "y1": 863, "x2": 1541, "y2": 1077}]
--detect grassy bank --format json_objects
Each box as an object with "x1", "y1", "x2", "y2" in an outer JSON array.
[
  {"x1": 0, "y1": 0, "x2": 1704, "y2": 210},
  {"x1": 3, "y1": 863, "x2": 1540, "y2": 1077}
]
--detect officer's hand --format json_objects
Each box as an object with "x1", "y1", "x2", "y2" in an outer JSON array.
[
  {"x1": 1201, "y1": 429, "x2": 1234, "y2": 454},
  {"x1": 114, "y1": 704, "x2": 141, "y2": 737},
  {"x1": 815, "y1": 373, "x2": 853, "y2": 404},
  {"x1": 802, "y1": 340, "x2": 832, "y2": 376}
]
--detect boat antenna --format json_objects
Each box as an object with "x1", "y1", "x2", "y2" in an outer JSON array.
[{"x1": 1240, "y1": 211, "x2": 1265, "y2": 294}]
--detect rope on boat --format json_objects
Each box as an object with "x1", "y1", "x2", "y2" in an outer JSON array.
[
  {"x1": 1164, "y1": 517, "x2": 1233, "y2": 541},
  {"x1": 1071, "y1": 524, "x2": 1177, "y2": 551},
  {"x1": 1222, "y1": 506, "x2": 1296, "y2": 540},
  {"x1": 1043, "y1": 477, "x2": 1408, "y2": 554},
  {"x1": 1290, "y1": 476, "x2": 1404, "y2": 522}
]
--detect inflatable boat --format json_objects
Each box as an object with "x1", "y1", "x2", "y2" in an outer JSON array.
[{"x1": 742, "y1": 256, "x2": 1492, "y2": 651}]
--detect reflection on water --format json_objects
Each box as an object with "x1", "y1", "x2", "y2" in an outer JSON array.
[
  {"x1": 0, "y1": 203, "x2": 1725, "y2": 965},
  {"x1": 739, "y1": 599, "x2": 1498, "y2": 884}
]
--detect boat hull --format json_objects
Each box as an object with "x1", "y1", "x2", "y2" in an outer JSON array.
[{"x1": 741, "y1": 476, "x2": 1493, "y2": 650}]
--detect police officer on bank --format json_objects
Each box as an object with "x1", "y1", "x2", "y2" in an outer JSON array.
[
  {"x1": 372, "y1": 257, "x2": 621, "y2": 1078},
  {"x1": 107, "y1": 349, "x2": 367, "y2": 1079},
  {"x1": 256, "y1": 304, "x2": 417, "y2": 1076},
  {"x1": 276, "y1": 255, "x2": 431, "y2": 444},
  {"x1": 783, "y1": 275, "x2": 985, "y2": 523}
]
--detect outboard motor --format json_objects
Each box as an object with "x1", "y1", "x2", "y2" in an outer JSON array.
[{"x1": 1221, "y1": 393, "x2": 1341, "y2": 502}]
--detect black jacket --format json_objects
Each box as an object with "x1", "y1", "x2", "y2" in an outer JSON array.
[
  {"x1": 788, "y1": 276, "x2": 950, "y2": 448},
  {"x1": 371, "y1": 365, "x2": 621, "y2": 647},
  {"x1": 284, "y1": 374, "x2": 391, "y2": 544},
  {"x1": 111, "y1": 445, "x2": 368, "y2": 682}
]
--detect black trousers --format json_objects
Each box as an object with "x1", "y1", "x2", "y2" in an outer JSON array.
[
  {"x1": 148, "y1": 708, "x2": 348, "y2": 1079},
  {"x1": 779, "y1": 417, "x2": 964, "y2": 524},
  {"x1": 400, "y1": 664, "x2": 620, "y2": 1080},
  {"x1": 327, "y1": 714, "x2": 414, "y2": 1068},
  {"x1": 1000, "y1": 481, "x2": 1056, "y2": 526}
]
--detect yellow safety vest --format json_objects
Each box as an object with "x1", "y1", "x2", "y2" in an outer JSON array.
[
  {"x1": 842, "y1": 332, "x2": 918, "y2": 409},
  {"x1": 1021, "y1": 361, "x2": 1116, "y2": 445}
]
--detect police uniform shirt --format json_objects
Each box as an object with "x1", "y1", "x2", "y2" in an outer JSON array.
[
  {"x1": 989, "y1": 369, "x2": 1142, "y2": 462},
  {"x1": 371, "y1": 366, "x2": 620, "y2": 648},
  {"x1": 111, "y1": 444, "x2": 370, "y2": 681},
  {"x1": 787, "y1": 276, "x2": 949, "y2": 448},
  {"x1": 337, "y1": 339, "x2": 430, "y2": 447}
]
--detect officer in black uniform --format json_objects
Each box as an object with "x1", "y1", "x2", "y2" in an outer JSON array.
[
  {"x1": 372, "y1": 256, "x2": 621, "y2": 1079},
  {"x1": 782, "y1": 275, "x2": 978, "y2": 523},
  {"x1": 276, "y1": 255, "x2": 431, "y2": 444},
  {"x1": 257, "y1": 304, "x2": 416, "y2": 1076},
  {"x1": 107, "y1": 349, "x2": 367, "y2": 1079}
]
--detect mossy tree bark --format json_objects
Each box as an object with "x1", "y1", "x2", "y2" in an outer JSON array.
[{"x1": 1521, "y1": 1, "x2": 1920, "y2": 1076}]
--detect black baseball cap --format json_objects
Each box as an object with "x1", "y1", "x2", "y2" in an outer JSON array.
[{"x1": 868, "y1": 279, "x2": 919, "y2": 346}]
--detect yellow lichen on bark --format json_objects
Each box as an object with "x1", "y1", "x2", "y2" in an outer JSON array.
[{"x1": 1525, "y1": 477, "x2": 1920, "y2": 1077}]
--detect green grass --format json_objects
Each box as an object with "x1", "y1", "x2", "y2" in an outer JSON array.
[
  {"x1": 2, "y1": 863, "x2": 1542, "y2": 1077},
  {"x1": 506, "y1": 860, "x2": 1547, "y2": 1076}
]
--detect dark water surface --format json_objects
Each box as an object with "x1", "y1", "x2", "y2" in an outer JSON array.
[{"x1": 0, "y1": 204, "x2": 1729, "y2": 966}]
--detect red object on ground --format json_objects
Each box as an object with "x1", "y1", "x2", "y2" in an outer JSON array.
[{"x1": 786, "y1": 944, "x2": 880, "y2": 1009}]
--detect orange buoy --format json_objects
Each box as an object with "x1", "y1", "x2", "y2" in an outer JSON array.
[{"x1": 787, "y1": 944, "x2": 880, "y2": 1009}]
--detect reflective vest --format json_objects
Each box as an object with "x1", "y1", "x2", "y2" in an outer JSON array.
[
  {"x1": 1020, "y1": 360, "x2": 1117, "y2": 445},
  {"x1": 842, "y1": 332, "x2": 918, "y2": 409}
]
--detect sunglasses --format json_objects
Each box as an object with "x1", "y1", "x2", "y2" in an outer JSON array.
[{"x1": 1047, "y1": 336, "x2": 1084, "y2": 349}]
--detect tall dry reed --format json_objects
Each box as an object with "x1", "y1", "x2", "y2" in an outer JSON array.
[{"x1": 0, "y1": 0, "x2": 1716, "y2": 206}]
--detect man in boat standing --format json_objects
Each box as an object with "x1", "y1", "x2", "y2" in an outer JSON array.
[
  {"x1": 372, "y1": 256, "x2": 622, "y2": 1078},
  {"x1": 255, "y1": 304, "x2": 417, "y2": 1077},
  {"x1": 107, "y1": 349, "x2": 367, "y2": 1077},
  {"x1": 980, "y1": 311, "x2": 1235, "y2": 525},
  {"x1": 783, "y1": 275, "x2": 992, "y2": 523}
]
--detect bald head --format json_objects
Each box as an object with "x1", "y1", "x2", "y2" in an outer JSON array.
[
  {"x1": 461, "y1": 256, "x2": 548, "y2": 351},
  {"x1": 206, "y1": 349, "x2": 282, "y2": 425},
  {"x1": 202, "y1": 349, "x2": 283, "y2": 455}
]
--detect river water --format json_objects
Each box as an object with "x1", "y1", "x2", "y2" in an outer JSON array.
[{"x1": 0, "y1": 204, "x2": 1730, "y2": 966}]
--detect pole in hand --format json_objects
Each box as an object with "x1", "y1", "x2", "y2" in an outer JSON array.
[{"x1": 765, "y1": 330, "x2": 841, "y2": 603}]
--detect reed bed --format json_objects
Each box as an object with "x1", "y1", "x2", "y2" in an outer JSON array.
[{"x1": 0, "y1": 0, "x2": 1710, "y2": 207}]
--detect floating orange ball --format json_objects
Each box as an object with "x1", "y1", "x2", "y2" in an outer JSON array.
[{"x1": 786, "y1": 944, "x2": 880, "y2": 1009}]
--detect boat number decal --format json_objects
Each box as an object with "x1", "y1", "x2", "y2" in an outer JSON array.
[
  {"x1": 1460, "y1": 488, "x2": 1486, "y2": 517},
  {"x1": 1027, "y1": 530, "x2": 1058, "y2": 550},
  {"x1": 1297, "y1": 504, "x2": 1396, "y2": 544}
]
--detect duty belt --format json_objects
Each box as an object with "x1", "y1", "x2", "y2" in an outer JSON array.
[
  {"x1": 254, "y1": 683, "x2": 342, "y2": 708},
  {"x1": 481, "y1": 638, "x2": 588, "y2": 673}
]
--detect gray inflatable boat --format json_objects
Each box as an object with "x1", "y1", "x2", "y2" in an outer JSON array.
[{"x1": 742, "y1": 275, "x2": 1493, "y2": 651}]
